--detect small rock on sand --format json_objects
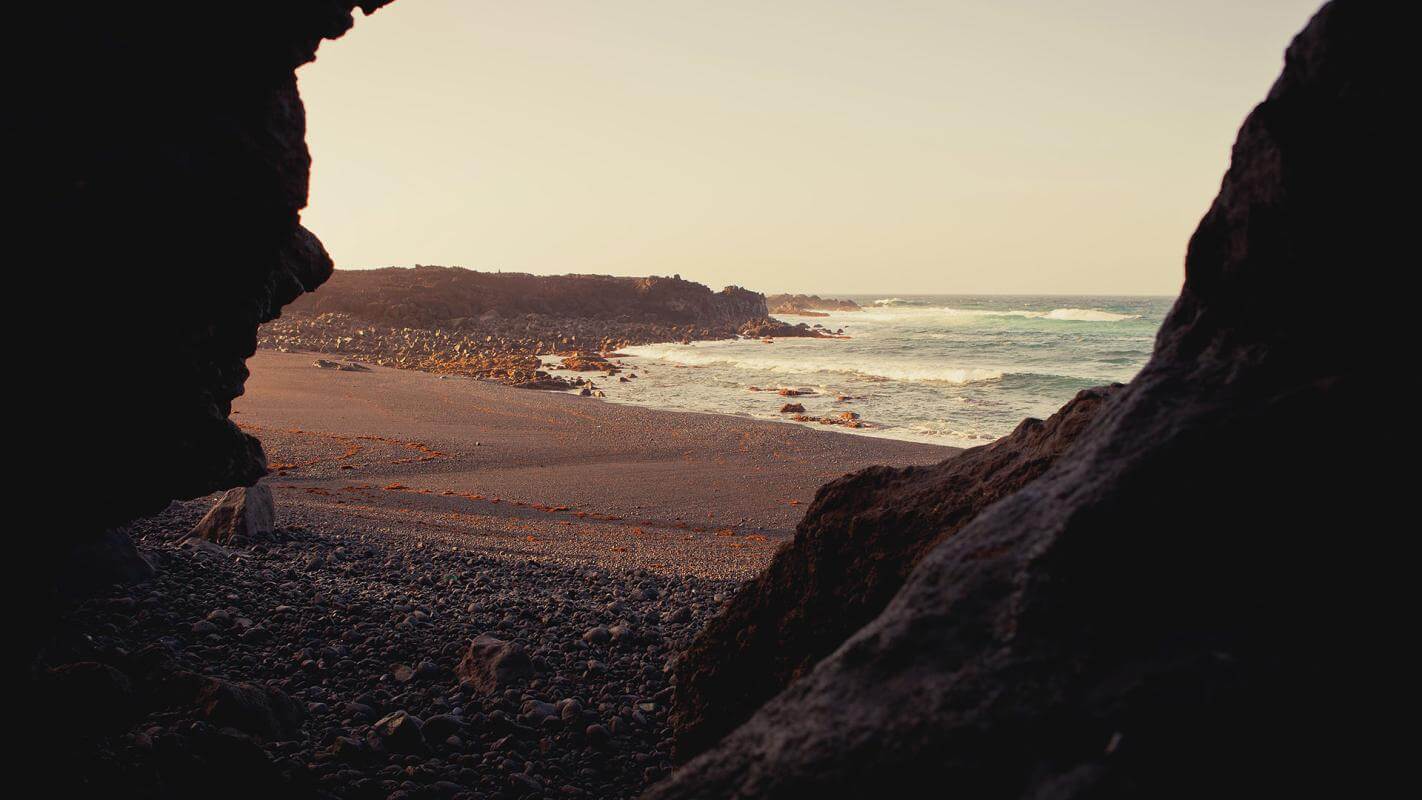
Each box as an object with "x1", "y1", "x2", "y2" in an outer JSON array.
[{"x1": 184, "y1": 484, "x2": 276, "y2": 547}]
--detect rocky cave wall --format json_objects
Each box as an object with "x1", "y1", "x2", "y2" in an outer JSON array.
[
  {"x1": 671, "y1": 385, "x2": 1122, "y2": 761},
  {"x1": 649, "y1": 2, "x2": 1401, "y2": 796},
  {"x1": 35, "y1": 3, "x2": 391, "y2": 582}
]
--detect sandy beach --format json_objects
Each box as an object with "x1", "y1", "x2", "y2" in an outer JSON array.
[{"x1": 234, "y1": 350, "x2": 956, "y2": 580}]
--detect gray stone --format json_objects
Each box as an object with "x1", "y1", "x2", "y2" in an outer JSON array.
[
  {"x1": 184, "y1": 484, "x2": 276, "y2": 547},
  {"x1": 455, "y1": 635, "x2": 533, "y2": 695}
]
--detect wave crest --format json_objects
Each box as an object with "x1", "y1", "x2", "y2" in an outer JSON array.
[
  {"x1": 619, "y1": 343, "x2": 1003, "y2": 385},
  {"x1": 862, "y1": 305, "x2": 1140, "y2": 322},
  {"x1": 1040, "y1": 307, "x2": 1141, "y2": 322}
]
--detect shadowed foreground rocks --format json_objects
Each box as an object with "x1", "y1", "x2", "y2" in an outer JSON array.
[
  {"x1": 40, "y1": 501, "x2": 732, "y2": 798},
  {"x1": 649, "y1": 2, "x2": 1401, "y2": 797},
  {"x1": 671, "y1": 384, "x2": 1121, "y2": 760}
]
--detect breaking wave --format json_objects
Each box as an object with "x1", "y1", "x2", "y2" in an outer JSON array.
[{"x1": 619, "y1": 343, "x2": 1004, "y2": 385}]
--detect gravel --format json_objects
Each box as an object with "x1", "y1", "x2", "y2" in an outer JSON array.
[{"x1": 47, "y1": 499, "x2": 737, "y2": 799}]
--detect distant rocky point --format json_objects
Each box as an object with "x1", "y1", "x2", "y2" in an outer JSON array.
[
  {"x1": 765, "y1": 293, "x2": 862, "y2": 316},
  {"x1": 262, "y1": 266, "x2": 840, "y2": 388},
  {"x1": 284, "y1": 266, "x2": 765, "y2": 329}
]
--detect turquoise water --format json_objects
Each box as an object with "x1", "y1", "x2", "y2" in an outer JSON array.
[{"x1": 578, "y1": 295, "x2": 1174, "y2": 447}]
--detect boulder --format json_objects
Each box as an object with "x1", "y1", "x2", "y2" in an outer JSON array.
[
  {"x1": 40, "y1": 662, "x2": 139, "y2": 736},
  {"x1": 779, "y1": 403, "x2": 806, "y2": 413},
  {"x1": 184, "y1": 484, "x2": 276, "y2": 547},
  {"x1": 366, "y1": 710, "x2": 427, "y2": 755},
  {"x1": 192, "y1": 677, "x2": 304, "y2": 740},
  {"x1": 672, "y1": 385, "x2": 1118, "y2": 760},
  {"x1": 455, "y1": 635, "x2": 533, "y2": 695},
  {"x1": 53, "y1": 528, "x2": 155, "y2": 599},
  {"x1": 648, "y1": 3, "x2": 1401, "y2": 797}
]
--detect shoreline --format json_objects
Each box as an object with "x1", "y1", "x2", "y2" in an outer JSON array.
[{"x1": 238, "y1": 349, "x2": 957, "y2": 578}]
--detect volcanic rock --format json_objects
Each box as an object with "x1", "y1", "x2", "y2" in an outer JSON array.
[
  {"x1": 53, "y1": 528, "x2": 155, "y2": 599},
  {"x1": 34, "y1": 3, "x2": 393, "y2": 572},
  {"x1": 40, "y1": 662, "x2": 139, "y2": 736},
  {"x1": 366, "y1": 710, "x2": 427, "y2": 755},
  {"x1": 765, "y1": 294, "x2": 862, "y2": 315},
  {"x1": 285, "y1": 267, "x2": 768, "y2": 330},
  {"x1": 192, "y1": 677, "x2": 304, "y2": 740},
  {"x1": 672, "y1": 385, "x2": 1119, "y2": 760},
  {"x1": 648, "y1": 3, "x2": 1400, "y2": 797},
  {"x1": 184, "y1": 484, "x2": 276, "y2": 547},
  {"x1": 455, "y1": 635, "x2": 534, "y2": 695}
]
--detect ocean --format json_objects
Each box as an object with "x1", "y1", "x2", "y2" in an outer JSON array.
[{"x1": 585, "y1": 295, "x2": 1174, "y2": 448}]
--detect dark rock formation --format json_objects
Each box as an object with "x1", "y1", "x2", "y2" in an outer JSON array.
[
  {"x1": 738, "y1": 318, "x2": 844, "y2": 339},
  {"x1": 26, "y1": 4, "x2": 390, "y2": 787},
  {"x1": 285, "y1": 266, "x2": 768, "y2": 329},
  {"x1": 456, "y1": 634, "x2": 535, "y2": 695},
  {"x1": 260, "y1": 269, "x2": 786, "y2": 383},
  {"x1": 366, "y1": 710, "x2": 429, "y2": 756},
  {"x1": 39, "y1": 662, "x2": 140, "y2": 737},
  {"x1": 184, "y1": 485, "x2": 277, "y2": 547},
  {"x1": 192, "y1": 677, "x2": 305, "y2": 740},
  {"x1": 648, "y1": 2, "x2": 1399, "y2": 797},
  {"x1": 53, "y1": 528, "x2": 156, "y2": 600},
  {"x1": 765, "y1": 293, "x2": 862, "y2": 315},
  {"x1": 672, "y1": 385, "x2": 1119, "y2": 760},
  {"x1": 30, "y1": 2, "x2": 393, "y2": 614}
]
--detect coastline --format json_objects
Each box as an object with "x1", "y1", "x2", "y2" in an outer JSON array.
[{"x1": 237, "y1": 349, "x2": 957, "y2": 579}]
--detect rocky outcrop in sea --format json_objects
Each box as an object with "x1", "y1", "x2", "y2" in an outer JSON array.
[{"x1": 764, "y1": 294, "x2": 862, "y2": 315}]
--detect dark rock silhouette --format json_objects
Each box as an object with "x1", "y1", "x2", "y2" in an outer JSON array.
[
  {"x1": 262, "y1": 266, "x2": 787, "y2": 382},
  {"x1": 192, "y1": 677, "x2": 305, "y2": 740},
  {"x1": 52, "y1": 528, "x2": 156, "y2": 600},
  {"x1": 672, "y1": 385, "x2": 1120, "y2": 761},
  {"x1": 33, "y1": 2, "x2": 393, "y2": 605},
  {"x1": 26, "y1": 2, "x2": 391, "y2": 791},
  {"x1": 647, "y1": 2, "x2": 1399, "y2": 797},
  {"x1": 765, "y1": 293, "x2": 862, "y2": 314},
  {"x1": 286, "y1": 265, "x2": 768, "y2": 329}
]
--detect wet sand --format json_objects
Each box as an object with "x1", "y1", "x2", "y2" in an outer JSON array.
[{"x1": 234, "y1": 350, "x2": 957, "y2": 579}]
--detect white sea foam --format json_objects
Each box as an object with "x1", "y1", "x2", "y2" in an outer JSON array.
[
  {"x1": 854, "y1": 305, "x2": 1140, "y2": 323},
  {"x1": 1040, "y1": 308, "x2": 1141, "y2": 322},
  {"x1": 597, "y1": 295, "x2": 1168, "y2": 446},
  {"x1": 619, "y1": 342, "x2": 1004, "y2": 385}
]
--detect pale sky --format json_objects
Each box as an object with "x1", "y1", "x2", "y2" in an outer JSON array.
[{"x1": 299, "y1": 0, "x2": 1323, "y2": 295}]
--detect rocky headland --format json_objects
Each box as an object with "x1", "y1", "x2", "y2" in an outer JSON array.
[
  {"x1": 260, "y1": 267, "x2": 843, "y2": 388},
  {"x1": 764, "y1": 294, "x2": 862, "y2": 316}
]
